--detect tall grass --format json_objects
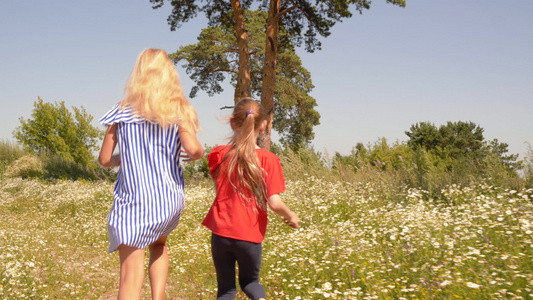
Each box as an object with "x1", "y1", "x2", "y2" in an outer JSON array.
[
  {"x1": 1, "y1": 141, "x2": 532, "y2": 299},
  {"x1": 0, "y1": 140, "x2": 26, "y2": 177},
  {"x1": 524, "y1": 143, "x2": 533, "y2": 188},
  {"x1": 1, "y1": 140, "x2": 115, "y2": 181},
  {"x1": 328, "y1": 139, "x2": 528, "y2": 199},
  {"x1": 1, "y1": 175, "x2": 532, "y2": 299}
]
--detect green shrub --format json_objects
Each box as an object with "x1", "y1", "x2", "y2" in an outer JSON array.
[
  {"x1": 183, "y1": 145, "x2": 213, "y2": 183},
  {"x1": 332, "y1": 137, "x2": 526, "y2": 199},
  {"x1": 38, "y1": 151, "x2": 115, "y2": 181},
  {"x1": 13, "y1": 98, "x2": 103, "y2": 167}
]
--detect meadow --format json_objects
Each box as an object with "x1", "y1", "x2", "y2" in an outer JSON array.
[{"x1": 1, "y1": 174, "x2": 532, "y2": 299}]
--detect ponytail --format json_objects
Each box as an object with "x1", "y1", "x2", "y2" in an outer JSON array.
[{"x1": 222, "y1": 98, "x2": 268, "y2": 212}]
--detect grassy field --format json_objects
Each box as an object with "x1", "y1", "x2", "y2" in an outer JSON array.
[{"x1": 1, "y1": 176, "x2": 532, "y2": 299}]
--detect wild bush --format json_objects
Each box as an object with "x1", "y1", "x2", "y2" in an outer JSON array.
[
  {"x1": 13, "y1": 97, "x2": 103, "y2": 167},
  {"x1": 332, "y1": 136, "x2": 525, "y2": 199},
  {"x1": 38, "y1": 151, "x2": 115, "y2": 181}
]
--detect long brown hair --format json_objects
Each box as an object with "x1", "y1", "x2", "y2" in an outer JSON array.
[
  {"x1": 121, "y1": 48, "x2": 199, "y2": 133},
  {"x1": 221, "y1": 98, "x2": 268, "y2": 212}
]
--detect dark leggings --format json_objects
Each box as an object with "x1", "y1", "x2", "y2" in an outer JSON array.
[{"x1": 211, "y1": 233, "x2": 266, "y2": 300}]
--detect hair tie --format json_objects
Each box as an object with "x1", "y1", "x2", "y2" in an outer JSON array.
[{"x1": 246, "y1": 109, "x2": 254, "y2": 115}]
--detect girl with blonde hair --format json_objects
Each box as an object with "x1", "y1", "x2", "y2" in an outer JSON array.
[
  {"x1": 99, "y1": 48, "x2": 204, "y2": 300},
  {"x1": 202, "y1": 98, "x2": 299, "y2": 300}
]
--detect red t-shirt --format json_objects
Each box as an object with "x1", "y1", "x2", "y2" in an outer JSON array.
[{"x1": 202, "y1": 145, "x2": 286, "y2": 243}]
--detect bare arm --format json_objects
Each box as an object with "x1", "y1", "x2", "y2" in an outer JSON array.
[
  {"x1": 267, "y1": 194, "x2": 299, "y2": 228},
  {"x1": 98, "y1": 124, "x2": 120, "y2": 168},
  {"x1": 179, "y1": 127, "x2": 204, "y2": 162}
]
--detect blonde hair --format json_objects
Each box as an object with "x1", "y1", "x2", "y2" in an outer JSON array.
[
  {"x1": 220, "y1": 98, "x2": 268, "y2": 212},
  {"x1": 121, "y1": 48, "x2": 198, "y2": 132}
]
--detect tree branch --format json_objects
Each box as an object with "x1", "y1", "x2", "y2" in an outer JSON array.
[
  {"x1": 279, "y1": 5, "x2": 297, "y2": 17},
  {"x1": 282, "y1": 0, "x2": 311, "y2": 20},
  {"x1": 187, "y1": 62, "x2": 239, "y2": 74}
]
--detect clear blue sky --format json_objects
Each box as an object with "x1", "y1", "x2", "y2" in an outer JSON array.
[{"x1": 1, "y1": 0, "x2": 532, "y2": 158}]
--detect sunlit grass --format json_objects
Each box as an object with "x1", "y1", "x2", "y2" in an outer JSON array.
[{"x1": 1, "y1": 176, "x2": 532, "y2": 299}]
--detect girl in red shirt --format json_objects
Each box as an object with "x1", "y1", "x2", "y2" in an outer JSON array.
[{"x1": 202, "y1": 98, "x2": 299, "y2": 300}]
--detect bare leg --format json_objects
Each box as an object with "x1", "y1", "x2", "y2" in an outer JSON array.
[
  {"x1": 148, "y1": 236, "x2": 169, "y2": 300},
  {"x1": 118, "y1": 245, "x2": 145, "y2": 300}
]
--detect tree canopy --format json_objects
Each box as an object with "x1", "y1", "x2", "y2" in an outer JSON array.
[
  {"x1": 13, "y1": 97, "x2": 103, "y2": 166},
  {"x1": 151, "y1": 0, "x2": 406, "y2": 51},
  {"x1": 406, "y1": 121, "x2": 484, "y2": 158},
  {"x1": 405, "y1": 121, "x2": 519, "y2": 170},
  {"x1": 170, "y1": 10, "x2": 320, "y2": 149},
  {"x1": 150, "y1": 0, "x2": 406, "y2": 148}
]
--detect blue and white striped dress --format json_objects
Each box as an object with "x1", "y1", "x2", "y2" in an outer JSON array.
[{"x1": 100, "y1": 104, "x2": 185, "y2": 253}]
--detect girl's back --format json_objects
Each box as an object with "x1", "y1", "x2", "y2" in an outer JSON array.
[
  {"x1": 201, "y1": 98, "x2": 298, "y2": 300},
  {"x1": 100, "y1": 104, "x2": 185, "y2": 253},
  {"x1": 98, "y1": 48, "x2": 204, "y2": 300},
  {"x1": 202, "y1": 145, "x2": 285, "y2": 243}
]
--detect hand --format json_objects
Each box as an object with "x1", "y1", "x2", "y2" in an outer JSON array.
[
  {"x1": 179, "y1": 128, "x2": 204, "y2": 161},
  {"x1": 284, "y1": 212, "x2": 299, "y2": 229},
  {"x1": 110, "y1": 154, "x2": 121, "y2": 167},
  {"x1": 179, "y1": 149, "x2": 194, "y2": 162}
]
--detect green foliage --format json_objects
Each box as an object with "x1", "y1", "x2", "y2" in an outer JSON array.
[
  {"x1": 333, "y1": 146, "x2": 360, "y2": 173},
  {"x1": 485, "y1": 138, "x2": 522, "y2": 171},
  {"x1": 39, "y1": 151, "x2": 115, "y2": 181},
  {"x1": 273, "y1": 48, "x2": 320, "y2": 150},
  {"x1": 151, "y1": 0, "x2": 405, "y2": 52},
  {"x1": 170, "y1": 10, "x2": 320, "y2": 150},
  {"x1": 405, "y1": 121, "x2": 441, "y2": 150},
  {"x1": 170, "y1": 26, "x2": 236, "y2": 98},
  {"x1": 332, "y1": 128, "x2": 525, "y2": 199},
  {"x1": 183, "y1": 145, "x2": 213, "y2": 182},
  {"x1": 13, "y1": 97, "x2": 103, "y2": 167},
  {"x1": 406, "y1": 121, "x2": 485, "y2": 158},
  {"x1": 405, "y1": 121, "x2": 521, "y2": 173},
  {"x1": 8, "y1": 98, "x2": 111, "y2": 181},
  {"x1": 179, "y1": 121, "x2": 526, "y2": 198},
  {"x1": 153, "y1": 0, "x2": 404, "y2": 149}
]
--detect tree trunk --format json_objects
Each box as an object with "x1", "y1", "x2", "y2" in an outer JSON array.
[
  {"x1": 234, "y1": 83, "x2": 241, "y2": 103},
  {"x1": 231, "y1": 0, "x2": 251, "y2": 103},
  {"x1": 259, "y1": 0, "x2": 281, "y2": 149}
]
